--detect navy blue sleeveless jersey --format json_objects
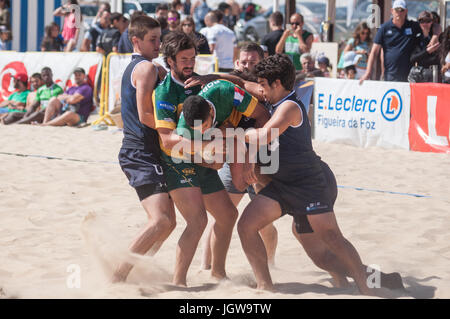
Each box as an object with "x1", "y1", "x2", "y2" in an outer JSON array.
[
  {"x1": 260, "y1": 91, "x2": 337, "y2": 233},
  {"x1": 121, "y1": 54, "x2": 160, "y2": 153},
  {"x1": 270, "y1": 90, "x2": 320, "y2": 168}
]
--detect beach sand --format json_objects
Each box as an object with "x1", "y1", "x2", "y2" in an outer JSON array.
[{"x1": 0, "y1": 124, "x2": 449, "y2": 299}]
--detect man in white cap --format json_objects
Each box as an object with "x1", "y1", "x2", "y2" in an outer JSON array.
[{"x1": 360, "y1": 0, "x2": 423, "y2": 83}]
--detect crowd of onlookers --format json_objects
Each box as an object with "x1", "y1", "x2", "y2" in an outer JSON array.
[
  {"x1": 1, "y1": 0, "x2": 449, "y2": 88},
  {"x1": 0, "y1": 66, "x2": 94, "y2": 127}
]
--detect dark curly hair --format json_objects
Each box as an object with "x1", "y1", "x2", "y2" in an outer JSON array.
[
  {"x1": 161, "y1": 31, "x2": 197, "y2": 68},
  {"x1": 255, "y1": 54, "x2": 295, "y2": 91},
  {"x1": 182, "y1": 95, "x2": 210, "y2": 127}
]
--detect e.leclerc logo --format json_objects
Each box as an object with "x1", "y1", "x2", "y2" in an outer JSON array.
[{"x1": 380, "y1": 89, "x2": 402, "y2": 121}]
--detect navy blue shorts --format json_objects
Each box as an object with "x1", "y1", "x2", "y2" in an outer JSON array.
[
  {"x1": 118, "y1": 148, "x2": 168, "y2": 200},
  {"x1": 259, "y1": 160, "x2": 337, "y2": 234}
]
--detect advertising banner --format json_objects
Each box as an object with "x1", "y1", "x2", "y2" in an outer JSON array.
[
  {"x1": 314, "y1": 78, "x2": 410, "y2": 149},
  {"x1": 409, "y1": 83, "x2": 450, "y2": 154},
  {"x1": 0, "y1": 52, "x2": 103, "y2": 103}
]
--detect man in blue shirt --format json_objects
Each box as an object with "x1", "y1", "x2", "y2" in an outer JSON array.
[{"x1": 360, "y1": 0, "x2": 422, "y2": 82}]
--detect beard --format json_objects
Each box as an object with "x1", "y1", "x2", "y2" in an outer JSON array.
[{"x1": 173, "y1": 63, "x2": 193, "y2": 82}]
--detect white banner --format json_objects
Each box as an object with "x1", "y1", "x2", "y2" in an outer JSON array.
[
  {"x1": 107, "y1": 54, "x2": 217, "y2": 112},
  {"x1": 0, "y1": 52, "x2": 103, "y2": 103},
  {"x1": 314, "y1": 78, "x2": 411, "y2": 149}
]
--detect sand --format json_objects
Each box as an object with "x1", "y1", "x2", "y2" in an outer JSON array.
[{"x1": 0, "y1": 123, "x2": 449, "y2": 299}]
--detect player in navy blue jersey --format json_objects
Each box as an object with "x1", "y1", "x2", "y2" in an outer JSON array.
[{"x1": 113, "y1": 16, "x2": 175, "y2": 283}]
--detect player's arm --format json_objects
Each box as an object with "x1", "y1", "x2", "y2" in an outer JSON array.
[
  {"x1": 66, "y1": 93, "x2": 85, "y2": 105},
  {"x1": 245, "y1": 101, "x2": 301, "y2": 146},
  {"x1": 134, "y1": 61, "x2": 158, "y2": 128},
  {"x1": 246, "y1": 102, "x2": 270, "y2": 128},
  {"x1": 184, "y1": 74, "x2": 264, "y2": 101}
]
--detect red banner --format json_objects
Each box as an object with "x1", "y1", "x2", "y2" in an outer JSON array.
[{"x1": 409, "y1": 83, "x2": 450, "y2": 153}]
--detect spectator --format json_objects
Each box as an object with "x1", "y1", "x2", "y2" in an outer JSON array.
[
  {"x1": 0, "y1": 0, "x2": 10, "y2": 31},
  {"x1": 227, "y1": 0, "x2": 241, "y2": 28},
  {"x1": 275, "y1": 13, "x2": 313, "y2": 71},
  {"x1": 440, "y1": 26, "x2": 450, "y2": 83},
  {"x1": 171, "y1": 0, "x2": 185, "y2": 17},
  {"x1": 0, "y1": 73, "x2": 30, "y2": 123},
  {"x1": 41, "y1": 22, "x2": 64, "y2": 52},
  {"x1": 167, "y1": 10, "x2": 181, "y2": 32},
  {"x1": 360, "y1": 0, "x2": 423, "y2": 83},
  {"x1": 217, "y1": 2, "x2": 234, "y2": 29},
  {"x1": 158, "y1": 16, "x2": 170, "y2": 41},
  {"x1": 317, "y1": 55, "x2": 331, "y2": 77},
  {"x1": 0, "y1": 25, "x2": 10, "y2": 50},
  {"x1": 16, "y1": 67, "x2": 63, "y2": 124},
  {"x1": 261, "y1": 11, "x2": 284, "y2": 56},
  {"x1": 430, "y1": 11, "x2": 442, "y2": 46},
  {"x1": 204, "y1": 10, "x2": 237, "y2": 72},
  {"x1": 42, "y1": 67, "x2": 93, "y2": 126},
  {"x1": 92, "y1": 1, "x2": 111, "y2": 26},
  {"x1": 191, "y1": 0, "x2": 210, "y2": 31},
  {"x1": 408, "y1": 11, "x2": 441, "y2": 82},
  {"x1": 81, "y1": 10, "x2": 111, "y2": 51},
  {"x1": 342, "y1": 52, "x2": 360, "y2": 79},
  {"x1": 343, "y1": 22, "x2": 372, "y2": 79},
  {"x1": 118, "y1": 11, "x2": 146, "y2": 53},
  {"x1": 234, "y1": 42, "x2": 264, "y2": 72},
  {"x1": 295, "y1": 53, "x2": 324, "y2": 82},
  {"x1": 183, "y1": 0, "x2": 192, "y2": 16},
  {"x1": 53, "y1": 0, "x2": 81, "y2": 52},
  {"x1": 155, "y1": 4, "x2": 169, "y2": 19},
  {"x1": 180, "y1": 16, "x2": 210, "y2": 54},
  {"x1": 96, "y1": 12, "x2": 128, "y2": 56}
]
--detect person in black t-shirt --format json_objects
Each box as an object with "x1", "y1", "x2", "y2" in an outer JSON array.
[
  {"x1": 261, "y1": 11, "x2": 284, "y2": 56},
  {"x1": 96, "y1": 12, "x2": 128, "y2": 55}
]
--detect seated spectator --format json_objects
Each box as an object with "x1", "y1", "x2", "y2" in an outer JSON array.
[
  {"x1": 96, "y1": 12, "x2": 128, "y2": 56},
  {"x1": 440, "y1": 26, "x2": 450, "y2": 84},
  {"x1": 0, "y1": 73, "x2": 30, "y2": 121},
  {"x1": 262, "y1": 11, "x2": 284, "y2": 56},
  {"x1": 275, "y1": 13, "x2": 313, "y2": 71},
  {"x1": 343, "y1": 22, "x2": 372, "y2": 79},
  {"x1": 42, "y1": 67, "x2": 93, "y2": 126},
  {"x1": 317, "y1": 55, "x2": 331, "y2": 77},
  {"x1": 41, "y1": 22, "x2": 64, "y2": 52},
  {"x1": 408, "y1": 11, "x2": 441, "y2": 82},
  {"x1": 118, "y1": 11, "x2": 145, "y2": 53},
  {"x1": 0, "y1": 25, "x2": 10, "y2": 50},
  {"x1": 81, "y1": 10, "x2": 111, "y2": 52},
  {"x1": 295, "y1": 53, "x2": 323, "y2": 81},
  {"x1": 16, "y1": 67, "x2": 63, "y2": 124},
  {"x1": 180, "y1": 16, "x2": 210, "y2": 54}
]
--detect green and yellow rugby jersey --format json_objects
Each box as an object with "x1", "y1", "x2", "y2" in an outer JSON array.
[
  {"x1": 176, "y1": 79, "x2": 258, "y2": 138},
  {"x1": 153, "y1": 73, "x2": 202, "y2": 158}
]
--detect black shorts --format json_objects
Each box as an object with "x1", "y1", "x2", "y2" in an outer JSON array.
[
  {"x1": 259, "y1": 160, "x2": 337, "y2": 234},
  {"x1": 118, "y1": 148, "x2": 168, "y2": 200}
]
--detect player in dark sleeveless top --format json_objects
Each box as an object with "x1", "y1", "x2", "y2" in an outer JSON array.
[
  {"x1": 113, "y1": 16, "x2": 176, "y2": 283},
  {"x1": 237, "y1": 54, "x2": 404, "y2": 294}
]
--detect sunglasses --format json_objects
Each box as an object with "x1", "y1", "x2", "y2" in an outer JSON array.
[
  {"x1": 182, "y1": 24, "x2": 193, "y2": 27},
  {"x1": 419, "y1": 19, "x2": 432, "y2": 24},
  {"x1": 168, "y1": 17, "x2": 177, "y2": 21},
  {"x1": 394, "y1": 8, "x2": 405, "y2": 13},
  {"x1": 361, "y1": 31, "x2": 369, "y2": 35},
  {"x1": 291, "y1": 22, "x2": 301, "y2": 26}
]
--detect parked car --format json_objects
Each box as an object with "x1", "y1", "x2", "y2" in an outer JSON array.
[
  {"x1": 123, "y1": 0, "x2": 167, "y2": 17},
  {"x1": 234, "y1": 2, "x2": 326, "y2": 42}
]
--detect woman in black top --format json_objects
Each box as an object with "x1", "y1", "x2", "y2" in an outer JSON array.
[{"x1": 179, "y1": 16, "x2": 210, "y2": 54}]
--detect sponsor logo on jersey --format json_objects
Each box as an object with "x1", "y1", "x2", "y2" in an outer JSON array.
[{"x1": 157, "y1": 101, "x2": 176, "y2": 112}]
